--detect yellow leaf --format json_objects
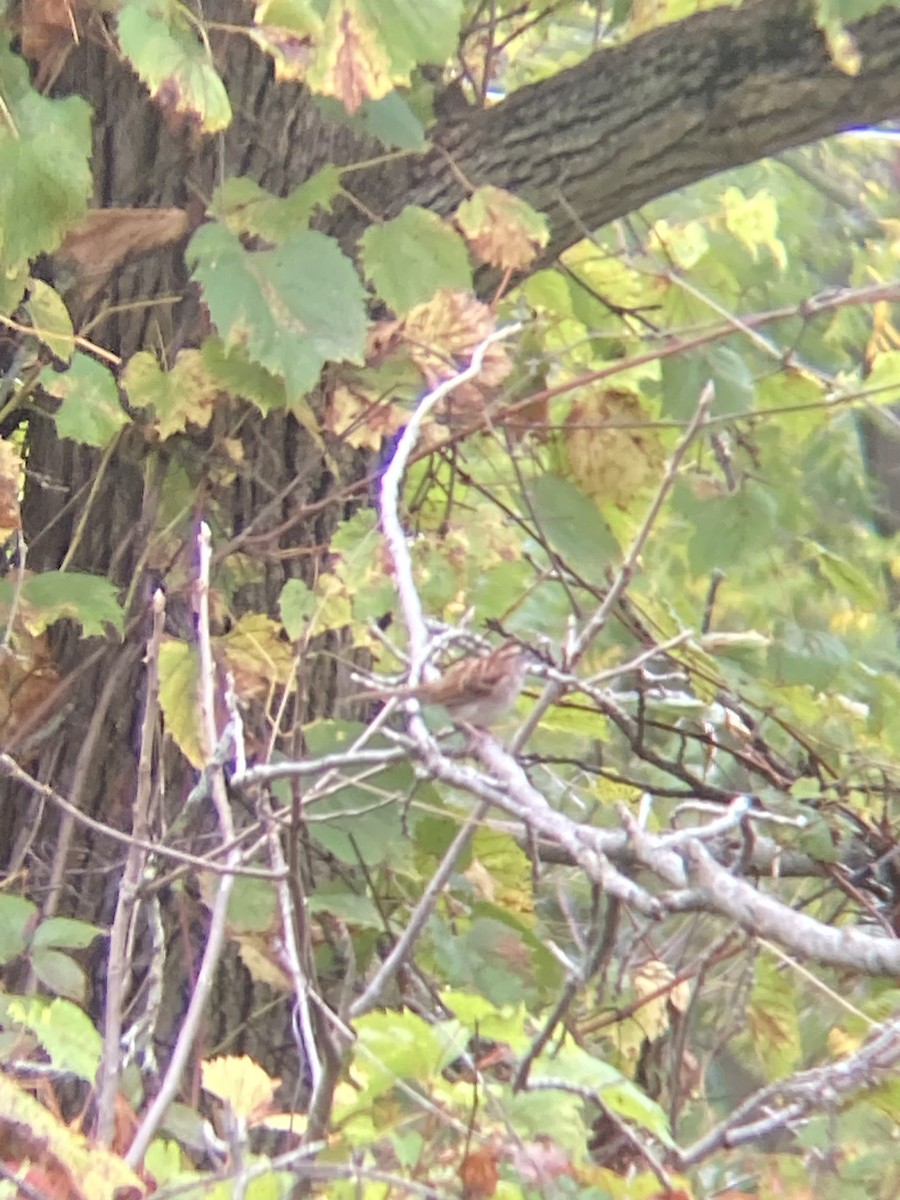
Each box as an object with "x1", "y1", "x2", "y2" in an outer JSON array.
[
  {"x1": 217, "y1": 613, "x2": 296, "y2": 697},
  {"x1": 202, "y1": 1055, "x2": 280, "y2": 1122}
]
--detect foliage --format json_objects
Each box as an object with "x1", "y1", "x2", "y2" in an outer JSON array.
[{"x1": 4, "y1": 1, "x2": 900, "y2": 1199}]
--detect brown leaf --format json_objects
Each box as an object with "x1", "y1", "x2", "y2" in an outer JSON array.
[
  {"x1": 21, "y1": 0, "x2": 86, "y2": 90},
  {"x1": 0, "y1": 439, "x2": 22, "y2": 538},
  {"x1": 456, "y1": 186, "x2": 549, "y2": 271},
  {"x1": 57, "y1": 207, "x2": 197, "y2": 300},
  {"x1": 510, "y1": 1137, "x2": 573, "y2": 1189},
  {"x1": 459, "y1": 1146, "x2": 499, "y2": 1200}
]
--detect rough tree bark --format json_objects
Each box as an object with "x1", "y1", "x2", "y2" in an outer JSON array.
[{"x1": 6, "y1": 0, "x2": 900, "y2": 1078}]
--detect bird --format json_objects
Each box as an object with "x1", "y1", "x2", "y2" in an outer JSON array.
[{"x1": 355, "y1": 640, "x2": 528, "y2": 727}]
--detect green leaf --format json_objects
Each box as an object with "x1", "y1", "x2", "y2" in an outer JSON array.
[
  {"x1": 123, "y1": 349, "x2": 220, "y2": 438},
  {"x1": 308, "y1": 771, "x2": 413, "y2": 867},
  {"x1": 661, "y1": 343, "x2": 752, "y2": 419},
  {"x1": 431, "y1": 907, "x2": 562, "y2": 1006},
  {"x1": 527, "y1": 473, "x2": 620, "y2": 584},
  {"x1": 40, "y1": 353, "x2": 129, "y2": 447},
  {"x1": 358, "y1": 0, "x2": 463, "y2": 75},
  {"x1": 361, "y1": 207, "x2": 471, "y2": 313},
  {"x1": 279, "y1": 577, "x2": 318, "y2": 641},
  {"x1": 189, "y1": 223, "x2": 367, "y2": 399},
  {"x1": 353, "y1": 1009, "x2": 466, "y2": 1093},
  {"x1": 768, "y1": 623, "x2": 853, "y2": 691},
  {"x1": 802, "y1": 539, "x2": 883, "y2": 608},
  {"x1": 0, "y1": 44, "x2": 92, "y2": 268},
  {"x1": 25, "y1": 281, "x2": 74, "y2": 364},
  {"x1": 0, "y1": 896, "x2": 37, "y2": 965},
  {"x1": 200, "y1": 338, "x2": 290, "y2": 416},
  {"x1": 357, "y1": 91, "x2": 425, "y2": 150},
  {"x1": 30, "y1": 948, "x2": 87, "y2": 1002},
  {"x1": 117, "y1": 0, "x2": 232, "y2": 133},
  {"x1": 225, "y1": 878, "x2": 278, "y2": 935},
  {"x1": 211, "y1": 167, "x2": 342, "y2": 241},
  {"x1": 5, "y1": 571, "x2": 125, "y2": 638},
  {"x1": 307, "y1": 886, "x2": 384, "y2": 928},
  {"x1": 676, "y1": 480, "x2": 779, "y2": 575},
  {"x1": 30, "y1": 918, "x2": 103, "y2": 953},
  {"x1": 3, "y1": 997, "x2": 101, "y2": 1082}
]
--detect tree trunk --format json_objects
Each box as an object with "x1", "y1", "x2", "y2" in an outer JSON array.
[{"x1": 8, "y1": 0, "x2": 900, "y2": 1085}]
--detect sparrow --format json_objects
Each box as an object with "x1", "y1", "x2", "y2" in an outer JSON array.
[{"x1": 356, "y1": 640, "x2": 528, "y2": 727}]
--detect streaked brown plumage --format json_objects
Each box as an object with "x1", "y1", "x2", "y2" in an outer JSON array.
[{"x1": 357, "y1": 641, "x2": 527, "y2": 726}]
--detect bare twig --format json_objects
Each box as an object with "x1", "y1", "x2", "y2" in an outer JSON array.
[
  {"x1": 512, "y1": 381, "x2": 714, "y2": 750},
  {"x1": 95, "y1": 589, "x2": 166, "y2": 1145},
  {"x1": 126, "y1": 524, "x2": 239, "y2": 1168}
]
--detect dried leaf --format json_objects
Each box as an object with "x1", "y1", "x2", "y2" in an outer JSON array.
[
  {"x1": 0, "y1": 438, "x2": 23, "y2": 538},
  {"x1": 459, "y1": 1146, "x2": 499, "y2": 1200},
  {"x1": 456, "y1": 186, "x2": 549, "y2": 271},
  {"x1": 57, "y1": 207, "x2": 194, "y2": 300},
  {"x1": 565, "y1": 388, "x2": 664, "y2": 509},
  {"x1": 324, "y1": 384, "x2": 406, "y2": 451},
  {"x1": 402, "y1": 290, "x2": 512, "y2": 420}
]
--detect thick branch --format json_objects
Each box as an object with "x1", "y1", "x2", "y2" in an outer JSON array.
[{"x1": 349, "y1": 0, "x2": 900, "y2": 264}]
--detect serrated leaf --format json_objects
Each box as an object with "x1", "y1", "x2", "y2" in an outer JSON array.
[
  {"x1": 0, "y1": 44, "x2": 92, "y2": 268},
  {"x1": 0, "y1": 895, "x2": 37, "y2": 965},
  {"x1": 357, "y1": 89, "x2": 425, "y2": 149},
  {"x1": 352, "y1": 1009, "x2": 466, "y2": 1094},
  {"x1": 217, "y1": 613, "x2": 296, "y2": 696},
  {"x1": 456, "y1": 186, "x2": 549, "y2": 271},
  {"x1": 211, "y1": 168, "x2": 341, "y2": 241},
  {"x1": 20, "y1": 571, "x2": 124, "y2": 638},
  {"x1": 747, "y1": 956, "x2": 802, "y2": 1079},
  {"x1": 307, "y1": 887, "x2": 384, "y2": 928},
  {"x1": 677, "y1": 481, "x2": 779, "y2": 576},
  {"x1": 30, "y1": 948, "x2": 87, "y2": 1001},
  {"x1": 307, "y1": 0, "x2": 392, "y2": 112},
  {"x1": 189, "y1": 223, "x2": 366, "y2": 399},
  {"x1": 117, "y1": 0, "x2": 232, "y2": 133},
  {"x1": 25, "y1": 281, "x2": 74, "y2": 363},
  {"x1": 30, "y1": 917, "x2": 103, "y2": 953},
  {"x1": 361, "y1": 207, "x2": 471, "y2": 314},
  {"x1": 4, "y1": 997, "x2": 99, "y2": 1081},
  {"x1": 39, "y1": 353, "x2": 129, "y2": 447},
  {"x1": 123, "y1": 348, "x2": 221, "y2": 438},
  {"x1": 158, "y1": 639, "x2": 203, "y2": 768},
  {"x1": 802, "y1": 539, "x2": 883, "y2": 608}
]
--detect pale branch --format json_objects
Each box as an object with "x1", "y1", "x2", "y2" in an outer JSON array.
[
  {"x1": 126, "y1": 526, "x2": 239, "y2": 1169},
  {"x1": 258, "y1": 792, "x2": 326, "y2": 1112},
  {"x1": 378, "y1": 323, "x2": 522, "y2": 671},
  {"x1": 350, "y1": 800, "x2": 490, "y2": 1018},
  {"x1": 95, "y1": 589, "x2": 166, "y2": 1147},
  {"x1": 680, "y1": 839, "x2": 900, "y2": 976},
  {"x1": 675, "y1": 1017, "x2": 900, "y2": 1169}
]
